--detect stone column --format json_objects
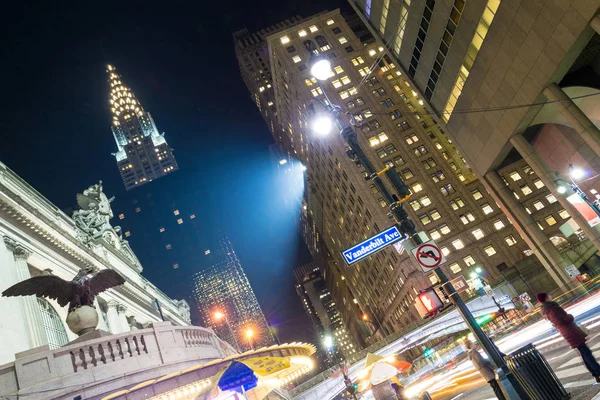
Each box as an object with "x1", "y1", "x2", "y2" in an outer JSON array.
[
  {"x1": 3, "y1": 237, "x2": 46, "y2": 348},
  {"x1": 117, "y1": 304, "x2": 130, "y2": 333},
  {"x1": 106, "y1": 300, "x2": 122, "y2": 333},
  {"x1": 510, "y1": 133, "x2": 600, "y2": 253},
  {"x1": 543, "y1": 83, "x2": 600, "y2": 157},
  {"x1": 484, "y1": 171, "x2": 571, "y2": 288}
]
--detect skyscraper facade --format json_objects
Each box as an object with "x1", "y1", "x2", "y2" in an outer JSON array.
[
  {"x1": 192, "y1": 235, "x2": 275, "y2": 351},
  {"x1": 348, "y1": 0, "x2": 600, "y2": 289},
  {"x1": 238, "y1": 10, "x2": 530, "y2": 337},
  {"x1": 107, "y1": 64, "x2": 178, "y2": 190}
]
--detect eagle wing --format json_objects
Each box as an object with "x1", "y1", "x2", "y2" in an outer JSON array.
[
  {"x1": 88, "y1": 269, "x2": 125, "y2": 296},
  {"x1": 2, "y1": 276, "x2": 75, "y2": 307}
]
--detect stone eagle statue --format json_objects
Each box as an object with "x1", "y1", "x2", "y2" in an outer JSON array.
[{"x1": 2, "y1": 266, "x2": 125, "y2": 312}]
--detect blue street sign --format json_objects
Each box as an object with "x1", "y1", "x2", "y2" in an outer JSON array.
[{"x1": 342, "y1": 225, "x2": 405, "y2": 265}]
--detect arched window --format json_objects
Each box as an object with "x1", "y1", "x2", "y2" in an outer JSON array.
[
  {"x1": 315, "y1": 35, "x2": 331, "y2": 51},
  {"x1": 37, "y1": 298, "x2": 69, "y2": 349},
  {"x1": 303, "y1": 40, "x2": 318, "y2": 54}
]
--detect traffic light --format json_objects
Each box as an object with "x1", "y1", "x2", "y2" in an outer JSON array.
[{"x1": 418, "y1": 289, "x2": 444, "y2": 314}]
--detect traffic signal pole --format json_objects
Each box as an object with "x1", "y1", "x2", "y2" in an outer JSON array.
[{"x1": 332, "y1": 110, "x2": 530, "y2": 399}]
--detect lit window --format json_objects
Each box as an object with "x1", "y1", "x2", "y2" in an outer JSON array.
[
  {"x1": 412, "y1": 183, "x2": 423, "y2": 193},
  {"x1": 339, "y1": 37, "x2": 348, "y2": 44},
  {"x1": 369, "y1": 49, "x2": 377, "y2": 56},
  {"x1": 505, "y1": 235, "x2": 517, "y2": 246},
  {"x1": 440, "y1": 224, "x2": 451, "y2": 235},
  {"x1": 339, "y1": 90, "x2": 350, "y2": 99},
  {"x1": 173, "y1": 263, "x2": 179, "y2": 269},
  {"x1": 546, "y1": 194, "x2": 557, "y2": 204},
  {"x1": 298, "y1": 30, "x2": 307, "y2": 37},
  {"x1": 177, "y1": 218, "x2": 183, "y2": 224},
  {"x1": 292, "y1": 55, "x2": 302, "y2": 63},
  {"x1": 159, "y1": 227, "x2": 165, "y2": 233},
  {"x1": 510, "y1": 171, "x2": 522, "y2": 181},
  {"x1": 441, "y1": 247, "x2": 450, "y2": 256},
  {"x1": 521, "y1": 185, "x2": 532, "y2": 195},
  {"x1": 378, "y1": 132, "x2": 388, "y2": 142},
  {"x1": 429, "y1": 229, "x2": 441, "y2": 240},
  {"x1": 280, "y1": 36, "x2": 290, "y2": 44},
  {"x1": 452, "y1": 239, "x2": 465, "y2": 250},
  {"x1": 420, "y1": 214, "x2": 432, "y2": 225},
  {"x1": 558, "y1": 209, "x2": 570, "y2": 219},
  {"x1": 332, "y1": 79, "x2": 342, "y2": 88},
  {"x1": 369, "y1": 136, "x2": 380, "y2": 146},
  {"x1": 472, "y1": 229, "x2": 485, "y2": 240},
  {"x1": 493, "y1": 220, "x2": 505, "y2": 230},
  {"x1": 471, "y1": 189, "x2": 483, "y2": 200},
  {"x1": 420, "y1": 196, "x2": 432, "y2": 206},
  {"x1": 481, "y1": 203, "x2": 494, "y2": 214},
  {"x1": 545, "y1": 215, "x2": 557, "y2": 226},
  {"x1": 463, "y1": 255, "x2": 476, "y2": 266},
  {"x1": 190, "y1": 214, "x2": 196, "y2": 219},
  {"x1": 429, "y1": 274, "x2": 439, "y2": 285},
  {"x1": 351, "y1": 57, "x2": 365, "y2": 65},
  {"x1": 327, "y1": 19, "x2": 335, "y2": 25},
  {"x1": 409, "y1": 201, "x2": 421, "y2": 211},
  {"x1": 533, "y1": 179, "x2": 544, "y2": 189},
  {"x1": 174, "y1": 210, "x2": 180, "y2": 215},
  {"x1": 309, "y1": 25, "x2": 318, "y2": 32},
  {"x1": 484, "y1": 245, "x2": 497, "y2": 256},
  {"x1": 533, "y1": 201, "x2": 545, "y2": 210},
  {"x1": 166, "y1": 244, "x2": 172, "y2": 250},
  {"x1": 334, "y1": 65, "x2": 344, "y2": 74},
  {"x1": 135, "y1": 207, "x2": 141, "y2": 213},
  {"x1": 341, "y1": 76, "x2": 351, "y2": 85},
  {"x1": 125, "y1": 231, "x2": 131, "y2": 237},
  {"x1": 431, "y1": 209, "x2": 441, "y2": 220},
  {"x1": 449, "y1": 263, "x2": 462, "y2": 273},
  {"x1": 119, "y1": 213, "x2": 125, "y2": 220}
]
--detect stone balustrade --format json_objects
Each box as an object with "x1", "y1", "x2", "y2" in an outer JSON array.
[{"x1": 0, "y1": 322, "x2": 236, "y2": 400}]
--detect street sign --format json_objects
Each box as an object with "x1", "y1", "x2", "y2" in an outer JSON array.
[
  {"x1": 565, "y1": 264, "x2": 581, "y2": 279},
  {"x1": 341, "y1": 225, "x2": 405, "y2": 265},
  {"x1": 483, "y1": 285, "x2": 494, "y2": 298},
  {"x1": 450, "y1": 276, "x2": 469, "y2": 293},
  {"x1": 410, "y1": 240, "x2": 447, "y2": 272}
]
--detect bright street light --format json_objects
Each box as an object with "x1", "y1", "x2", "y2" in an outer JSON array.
[
  {"x1": 557, "y1": 185, "x2": 567, "y2": 194},
  {"x1": 362, "y1": 314, "x2": 368, "y2": 321},
  {"x1": 470, "y1": 272, "x2": 478, "y2": 279},
  {"x1": 279, "y1": 159, "x2": 288, "y2": 165},
  {"x1": 312, "y1": 115, "x2": 333, "y2": 136},
  {"x1": 213, "y1": 311, "x2": 224, "y2": 320},
  {"x1": 475, "y1": 267, "x2": 482, "y2": 274},
  {"x1": 310, "y1": 58, "x2": 332, "y2": 81},
  {"x1": 323, "y1": 335, "x2": 333, "y2": 349},
  {"x1": 569, "y1": 165, "x2": 585, "y2": 181},
  {"x1": 245, "y1": 328, "x2": 254, "y2": 339}
]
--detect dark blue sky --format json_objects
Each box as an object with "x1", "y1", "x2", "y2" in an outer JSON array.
[{"x1": 0, "y1": 0, "x2": 348, "y2": 342}]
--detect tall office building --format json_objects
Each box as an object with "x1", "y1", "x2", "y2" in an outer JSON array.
[
  {"x1": 192, "y1": 235, "x2": 275, "y2": 351},
  {"x1": 294, "y1": 263, "x2": 358, "y2": 362},
  {"x1": 237, "y1": 10, "x2": 531, "y2": 337},
  {"x1": 107, "y1": 64, "x2": 178, "y2": 190},
  {"x1": 349, "y1": 0, "x2": 600, "y2": 289}
]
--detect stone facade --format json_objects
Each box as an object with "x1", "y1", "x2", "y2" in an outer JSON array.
[{"x1": 0, "y1": 161, "x2": 190, "y2": 366}]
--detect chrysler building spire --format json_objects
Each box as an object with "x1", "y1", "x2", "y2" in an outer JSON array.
[{"x1": 106, "y1": 64, "x2": 178, "y2": 190}]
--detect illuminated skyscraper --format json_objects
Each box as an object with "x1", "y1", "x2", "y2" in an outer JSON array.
[
  {"x1": 106, "y1": 64, "x2": 178, "y2": 190},
  {"x1": 192, "y1": 235, "x2": 275, "y2": 351}
]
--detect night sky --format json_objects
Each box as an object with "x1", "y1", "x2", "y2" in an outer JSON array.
[{"x1": 0, "y1": 0, "x2": 348, "y2": 343}]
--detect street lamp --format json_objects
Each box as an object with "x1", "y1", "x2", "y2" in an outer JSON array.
[
  {"x1": 306, "y1": 58, "x2": 529, "y2": 398},
  {"x1": 311, "y1": 115, "x2": 333, "y2": 136},
  {"x1": 245, "y1": 328, "x2": 255, "y2": 351},
  {"x1": 213, "y1": 310, "x2": 240, "y2": 352},
  {"x1": 554, "y1": 163, "x2": 600, "y2": 218}
]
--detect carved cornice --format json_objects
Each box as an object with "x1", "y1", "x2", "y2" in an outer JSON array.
[{"x1": 3, "y1": 236, "x2": 31, "y2": 260}]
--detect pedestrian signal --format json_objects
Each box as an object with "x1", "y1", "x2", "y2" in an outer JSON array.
[{"x1": 418, "y1": 289, "x2": 443, "y2": 313}]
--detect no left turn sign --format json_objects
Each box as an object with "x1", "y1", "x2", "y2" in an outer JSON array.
[{"x1": 410, "y1": 240, "x2": 447, "y2": 272}]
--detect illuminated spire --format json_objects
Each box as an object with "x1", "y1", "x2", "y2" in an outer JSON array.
[{"x1": 106, "y1": 64, "x2": 144, "y2": 126}]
